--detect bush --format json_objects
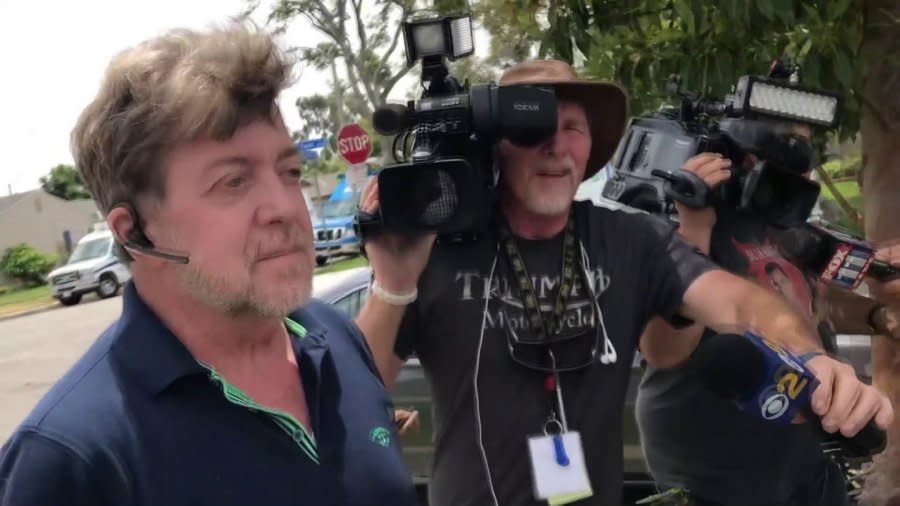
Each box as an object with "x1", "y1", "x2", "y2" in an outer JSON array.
[{"x1": 0, "y1": 244, "x2": 58, "y2": 287}]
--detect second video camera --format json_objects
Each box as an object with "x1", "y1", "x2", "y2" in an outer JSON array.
[{"x1": 603, "y1": 68, "x2": 841, "y2": 229}]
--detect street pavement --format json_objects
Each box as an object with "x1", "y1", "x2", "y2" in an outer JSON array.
[{"x1": 0, "y1": 269, "x2": 365, "y2": 441}]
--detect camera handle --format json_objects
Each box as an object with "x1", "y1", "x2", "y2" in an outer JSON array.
[
  {"x1": 353, "y1": 206, "x2": 444, "y2": 258},
  {"x1": 353, "y1": 208, "x2": 384, "y2": 260},
  {"x1": 651, "y1": 169, "x2": 713, "y2": 209}
]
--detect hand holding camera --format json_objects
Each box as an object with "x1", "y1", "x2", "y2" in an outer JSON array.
[
  {"x1": 358, "y1": 178, "x2": 436, "y2": 297},
  {"x1": 670, "y1": 153, "x2": 733, "y2": 231}
]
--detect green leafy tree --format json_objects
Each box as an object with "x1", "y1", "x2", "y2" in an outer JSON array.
[{"x1": 39, "y1": 164, "x2": 91, "y2": 200}]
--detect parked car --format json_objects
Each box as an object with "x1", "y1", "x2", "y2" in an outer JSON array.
[
  {"x1": 312, "y1": 266, "x2": 874, "y2": 503},
  {"x1": 46, "y1": 228, "x2": 131, "y2": 306},
  {"x1": 313, "y1": 175, "x2": 373, "y2": 266}
]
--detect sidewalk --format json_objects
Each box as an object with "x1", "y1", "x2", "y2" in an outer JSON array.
[{"x1": 0, "y1": 302, "x2": 60, "y2": 323}]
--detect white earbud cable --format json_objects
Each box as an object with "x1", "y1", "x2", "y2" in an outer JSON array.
[
  {"x1": 474, "y1": 246, "x2": 501, "y2": 506},
  {"x1": 580, "y1": 242, "x2": 616, "y2": 365}
]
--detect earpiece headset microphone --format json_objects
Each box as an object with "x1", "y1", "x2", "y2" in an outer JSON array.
[{"x1": 115, "y1": 204, "x2": 190, "y2": 264}]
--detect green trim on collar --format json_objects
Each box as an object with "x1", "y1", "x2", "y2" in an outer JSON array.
[
  {"x1": 197, "y1": 317, "x2": 316, "y2": 464},
  {"x1": 284, "y1": 317, "x2": 308, "y2": 338}
]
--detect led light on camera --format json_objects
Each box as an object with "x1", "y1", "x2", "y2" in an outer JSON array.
[
  {"x1": 748, "y1": 82, "x2": 838, "y2": 125},
  {"x1": 412, "y1": 22, "x2": 446, "y2": 56},
  {"x1": 449, "y1": 17, "x2": 474, "y2": 57}
]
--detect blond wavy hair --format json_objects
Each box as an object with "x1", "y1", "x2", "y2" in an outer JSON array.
[{"x1": 71, "y1": 20, "x2": 296, "y2": 215}]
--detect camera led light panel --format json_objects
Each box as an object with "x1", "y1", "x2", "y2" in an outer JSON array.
[
  {"x1": 733, "y1": 76, "x2": 841, "y2": 128},
  {"x1": 748, "y1": 82, "x2": 839, "y2": 127}
]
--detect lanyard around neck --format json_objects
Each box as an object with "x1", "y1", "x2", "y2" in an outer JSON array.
[{"x1": 496, "y1": 210, "x2": 577, "y2": 341}]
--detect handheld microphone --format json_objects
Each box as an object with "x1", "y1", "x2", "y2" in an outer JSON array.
[
  {"x1": 691, "y1": 332, "x2": 887, "y2": 458},
  {"x1": 777, "y1": 222, "x2": 900, "y2": 290}
]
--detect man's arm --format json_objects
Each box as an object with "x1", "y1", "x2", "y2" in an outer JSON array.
[
  {"x1": 0, "y1": 430, "x2": 100, "y2": 506},
  {"x1": 679, "y1": 269, "x2": 822, "y2": 354},
  {"x1": 354, "y1": 179, "x2": 435, "y2": 389},
  {"x1": 639, "y1": 220, "x2": 713, "y2": 368},
  {"x1": 356, "y1": 295, "x2": 410, "y2": 390},
  {"x1": 679, "y1": 269, "x2": 894, "y2": 436},
  {"x1": 639, "y1": 153, "x2": 724, "y2": 368}
]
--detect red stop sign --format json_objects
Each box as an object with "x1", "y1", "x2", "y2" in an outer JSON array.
[{"x1": 337, "y1": 123, "x2": 372, "y2": 165}]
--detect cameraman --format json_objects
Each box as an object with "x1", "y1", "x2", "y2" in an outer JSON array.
[
  {"x1": 636, "y1": 117, "x2": 899, "y2": 506},
  {"x1": 355, "y1": 60, "x2": 892, "y2": 506}
]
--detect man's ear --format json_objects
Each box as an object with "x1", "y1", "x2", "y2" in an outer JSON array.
[
  {"x1": 107, "y1": 205, "x2": 136, "y2": 246},
  {"x1": 106, "y1": 204, "x2": 190, "y2": 264}
]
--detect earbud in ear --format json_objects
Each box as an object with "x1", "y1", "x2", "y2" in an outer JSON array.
[
  {"x1": 113, "y1": 203, "x2": 190, "y2": 264},
  {"x1": 126, "y1": 227, "x2": 154, "y2": 249}
]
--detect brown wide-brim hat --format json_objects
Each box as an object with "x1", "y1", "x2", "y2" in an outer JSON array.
[{"x1": 499, "y1": 59, "x2": 629, "y2": 180}]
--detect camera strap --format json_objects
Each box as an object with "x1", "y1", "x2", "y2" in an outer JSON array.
[{"x1": 497, "y1": 208, "x2": 577, "y2": 342}]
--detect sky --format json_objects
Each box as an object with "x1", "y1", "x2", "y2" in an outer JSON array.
[{"x1": 0, "y1": 0, "x2": 425, "y2": 195}]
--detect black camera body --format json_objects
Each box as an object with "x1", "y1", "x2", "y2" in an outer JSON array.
[
  {"x1": 357, "y1": 14, "x2": 560, "y2": 240},
  {"x1": 602, "y1": 72, "x2": 839, "y2": 229},
  {"x1": 602, "y1": 113, "x2": 732, "y2": 215}
]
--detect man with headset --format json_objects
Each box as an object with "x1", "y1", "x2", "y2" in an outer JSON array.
[
  {"x1": 356, "y1": 59, "x2": 893, "y2": 506},
  {"x1": 0, "y1": 22, "x2": 417, "y2": 506}
]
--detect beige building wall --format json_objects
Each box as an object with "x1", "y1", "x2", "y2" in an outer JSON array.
[{"x1": 0, "y1": 191, "x2": 100, "y2": 261}]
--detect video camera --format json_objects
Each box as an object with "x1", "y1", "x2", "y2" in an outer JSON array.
[
  {"x1": 602, "y1": 65, "x2": 842, "y2": 229},
  {"x1": 358, "y1": 13, "x2": 559, "y2": 239}
]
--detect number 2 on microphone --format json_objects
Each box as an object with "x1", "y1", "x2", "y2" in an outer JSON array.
[{"x1": 777, "y1": 372, "x2": 809, "y2": 400}]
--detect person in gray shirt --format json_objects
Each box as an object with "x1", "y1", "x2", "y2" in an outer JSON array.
[
  {"x1": 636, "y1": 118, "x2": 900, "y2": 506},
  {"x1": 354, "y1": 59, "x2": 893, "y2": 506}
]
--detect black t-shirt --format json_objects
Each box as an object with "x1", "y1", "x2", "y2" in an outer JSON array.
[
  {"x1": 395, "y1": 200, "x2": 717, "y2": 506},
  {"x1": 636, "y1": 208, "x2": 839, "y2": 506}
]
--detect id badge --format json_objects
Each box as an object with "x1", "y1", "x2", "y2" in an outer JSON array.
[{"x1": 527, "y1": 431, "x2": 593, "y2": 505}]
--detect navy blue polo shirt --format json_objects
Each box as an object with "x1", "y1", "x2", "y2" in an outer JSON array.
[{"x1": 0, "y1": 283, "x2": 417, "y2": 506}]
